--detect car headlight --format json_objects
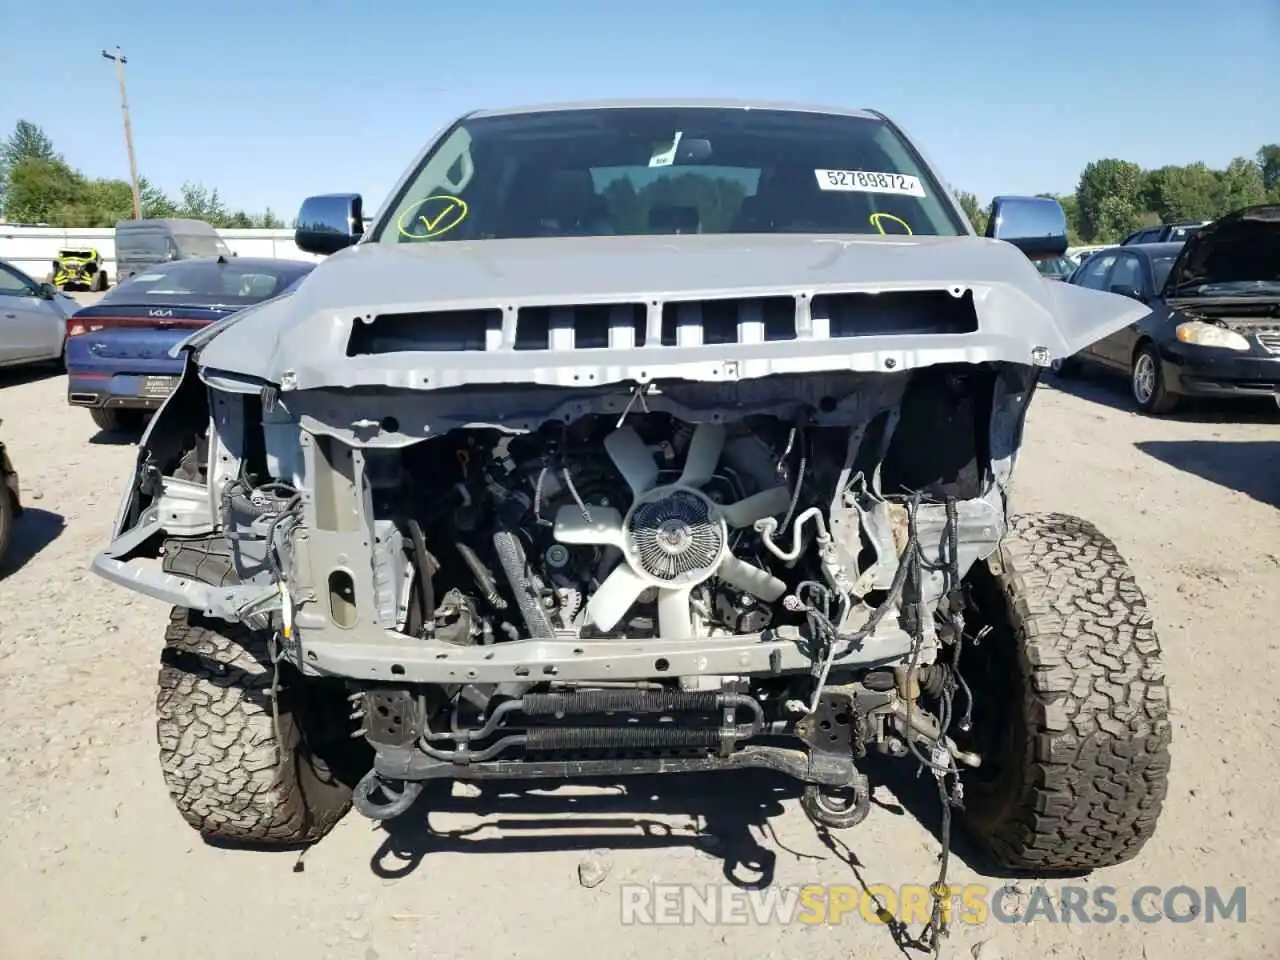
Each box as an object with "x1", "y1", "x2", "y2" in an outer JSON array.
[{"x1": 1174, "y1": 320, "x2": 1251, "y2": 351}]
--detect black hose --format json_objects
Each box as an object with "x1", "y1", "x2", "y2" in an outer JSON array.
[
  {"x1": 406, "y1": 518, "x2": 435, "y2": 628},
  {"x1": 455, "y1": 541, "x2": 506, "y2": 610}
]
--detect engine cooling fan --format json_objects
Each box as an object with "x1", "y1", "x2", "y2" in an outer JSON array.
[{"x1": 552, "y1": 423, "x2": 792, "y2": 638}]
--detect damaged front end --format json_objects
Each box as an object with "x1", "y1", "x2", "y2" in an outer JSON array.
[{"x1": 91, "y1": 233, "x2": 1147, "y2": 826}]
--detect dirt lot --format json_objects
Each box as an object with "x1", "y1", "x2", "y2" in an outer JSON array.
[{"x1": 1, "y1": 328, "x2": 1278, "y2": 959}]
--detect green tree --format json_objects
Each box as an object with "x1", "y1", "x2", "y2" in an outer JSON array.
[
  {"x1": 1056, "y1": 194, "x2": 1082, "y2": 244},
  {"x1": 1076, "y1": 159, "x2": 1144, "y2": 242},
  {"x1": 139, "y1": 177, "x2": 177, "y2": 218},
  {"x1": 953, "y1": 189, "x2": 988, "y2": 233},
  {"x1": 78, "y1": 178, "x2": 136, "y2": 226},
  {"x1": 1257, "y1": 144, "x2": 1280, "y2": 198},
  {"x1": 176, "y1": 181, "x2": 231, "y2": 225},
  {"x1": 253, "y1": 208, "x2": 285, "y2": 229},
  {"x1": 1142, "y1": 162, "x2": 1221, "y2": 222},
  {"x1": 2, "y1": 120, "x2": 59, "y2": 164},
  {"x1": 0, "y1": 120, "x2": 61, "y2": 216},
  {"x1": 1217, "y1": 157, "x2": 1267, "y2": 212},
  {"x1": 4, "y1": 157, "x2": 85, "y2": 224}
]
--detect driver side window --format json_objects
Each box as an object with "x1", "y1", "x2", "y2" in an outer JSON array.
[
  {"x1": 1108, "y1": 253, "x2": 1143, "y2": 294},
  {"x1": 0, "y1": 264, "x2": 35, "y2": 297},
  {"x1": 1078, "y1": 252, "x2": 1117, "y2": 291}
]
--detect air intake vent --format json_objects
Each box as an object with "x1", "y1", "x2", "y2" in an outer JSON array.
[
  {"x1": 814, "y1": 290, "x2": 979, "y2": 337},
  {"x1": 344, "y1": 289, "x2": 979, "y2": 355},
  {"x1": 346, "y1": 309, "x2": 502, "y2": 355},
  {"x1": 517, "y1": 304, "x2": 647, "y2": 350}
]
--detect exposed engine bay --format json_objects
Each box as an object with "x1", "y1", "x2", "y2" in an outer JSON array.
[
  {"x1": 254, "y1": 362, "x2": 1019, "y2": 676},
  {"x1": 395, "y1": 416, "x2": 832, "y2": 645},
  {"x1": 104, "y1": 359, "x2": 1032, "y2": 832}
]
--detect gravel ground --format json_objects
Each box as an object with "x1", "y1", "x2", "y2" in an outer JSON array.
[{"x1": 2, "y1": 313, "x2": 1278, "y2": 959}]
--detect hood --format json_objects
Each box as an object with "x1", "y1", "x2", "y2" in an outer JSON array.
[
  {"x1": 192, "y1": 233, "x2": 1152, "y2": 392},
  {"x1": 1163, "y1": 204, "x2": 1280, "y2": 295}
]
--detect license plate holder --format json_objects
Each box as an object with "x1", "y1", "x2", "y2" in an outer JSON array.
[{"x1": 141, "y1": 375, "x2": 178, "y2": 398}]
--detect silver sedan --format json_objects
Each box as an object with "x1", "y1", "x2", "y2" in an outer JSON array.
[{"x1": 0, "y1": 258, "x2": 79, "y2": 368}]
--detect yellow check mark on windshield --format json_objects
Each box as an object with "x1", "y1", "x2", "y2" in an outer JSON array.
[
  {"x1": 419, "y1": 202, "x2": 459, "y2": 233},
  {"x1": 397, "y1": 194, "x2": 470, "y2": 239}
]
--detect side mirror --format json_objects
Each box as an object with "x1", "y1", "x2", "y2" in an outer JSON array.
[
  {"x1": 296, "y1": 193, "x2": 364, "y2": 255},
  {"x1": 984, "y1": 195, "x2": 1069, "y2": 259},
  {"x1": 36, "y1": 282, "x2": 58, "y2": 300},
  {"x1": 1110, "y1": 284, "x2": 1146, "y2": 302}
]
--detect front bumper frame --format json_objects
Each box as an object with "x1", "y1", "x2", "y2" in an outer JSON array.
[{"x1": 91, "y1": 519, "x2": 916, "y2": 684}]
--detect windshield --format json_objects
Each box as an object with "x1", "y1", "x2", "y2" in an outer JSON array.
[
  {"x1": 374, "y1": 107, "x2": 966, "y2": 243},
  {"x1": 177, "y1": 233, "x2": 232, "y2": 257},
  {"x1": 98, "y1": 259, "x2": 313, "y2": 308},
  {"x1": 1035, "y1": 256, "x2": 1076, "y2": 279}
]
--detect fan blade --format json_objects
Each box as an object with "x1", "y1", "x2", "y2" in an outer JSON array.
[
  {"x1": 720, "y1": 486, "x2": 792, "y2": 528},
  {"x1": 715, "y1": 554, "x2": 787, "y2": 602},
  {"x1": 656, "y1": 585, "x2": 697, "y2": 639},
  {"x1": 604, "y1": 426, "x2": 659, "y2": 496},
  {"x1": 584, "y1": 563, "x2": 650, "y2": 632},
  {"x1": 677, "y1": 422, "x2": 727, "y2": 488},
  {"x1": 552, "y1": 504, "x2": 625, "y2": 548}
]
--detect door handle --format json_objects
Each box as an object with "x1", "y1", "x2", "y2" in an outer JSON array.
[{"x1": 3, "y1": 313, "x2": 15, "y2": 319}]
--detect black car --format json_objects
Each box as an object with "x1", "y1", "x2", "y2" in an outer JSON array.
[
  {"x1": 1120, "y1": 220, "x2": 1209, "y2": 245},
  {"x1": 1056, "y1": 204, "x2": 1280, "y2": 414}
]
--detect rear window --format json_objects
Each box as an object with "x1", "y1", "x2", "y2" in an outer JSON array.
[{"x1": 99, "y1": 260, "x2": 313, "y2": 308}]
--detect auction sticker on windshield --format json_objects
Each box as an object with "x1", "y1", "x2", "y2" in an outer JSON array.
[{"x1": 815, "y1": 169, "x2": 925, "y2": 197}]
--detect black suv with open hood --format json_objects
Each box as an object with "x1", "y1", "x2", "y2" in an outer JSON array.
[{"x1": 1059, "y1": 204, "x2": 1280, "y2": 413}]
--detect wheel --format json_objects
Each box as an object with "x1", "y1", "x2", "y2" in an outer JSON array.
[
  {"x1": 1130, "y1": 342, "x2": 1179, "y2": 414},
  {"x1": 90, "y1": 407, "x2": 144, "y2": 433},
  {"x1": 1049, "y1": 355, "x2": 1080, "y2": 378},
  {"x1": 92, "y1": 270, "x2": 108, "y2": 292},
  {"x1": 0, "y1": 488, "x2": 12, "y2": 570},
  {"x1": 958, "y1": 513, "x2": 1171, "y2": 873},
  {"x1": 156, "y1": 608, "x2": 355, "y2": 845}
]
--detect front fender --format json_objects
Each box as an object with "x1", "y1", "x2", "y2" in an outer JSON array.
[{"x1": 106, "y1": 349, "x2": 211, "y2": 541}]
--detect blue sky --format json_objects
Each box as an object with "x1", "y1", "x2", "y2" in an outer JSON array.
[{"x1": 2, "y1": 0, "x2": 1277, "y2": 219}]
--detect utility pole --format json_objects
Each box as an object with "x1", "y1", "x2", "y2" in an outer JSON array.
[{"x1": 102, "y1": 46, "x2": 141, "y2": 219}]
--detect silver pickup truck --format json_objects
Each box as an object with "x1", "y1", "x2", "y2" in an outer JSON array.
[{"x1": 91, "y1": 100, "x2": 1170, "y2": 896}]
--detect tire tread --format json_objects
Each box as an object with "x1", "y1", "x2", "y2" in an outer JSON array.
[{"x1": 970, "y1": 512, "x2": 1172, "y2": 872}]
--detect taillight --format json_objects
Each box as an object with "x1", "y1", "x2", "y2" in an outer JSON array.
[
  {"x1": 65, "y1": 315, "x2": 209, "y2": 336},
  {"x1": 67, "y1": 318, "x2": 108, "y2": 337}
]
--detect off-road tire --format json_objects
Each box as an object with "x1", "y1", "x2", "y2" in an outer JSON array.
[
  {"x1": 961, "y1": 512, "x2": 1171, "y2": 873},
  {"x1": 155, "y1": 538, "x2": 355, "y2": 845}
]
